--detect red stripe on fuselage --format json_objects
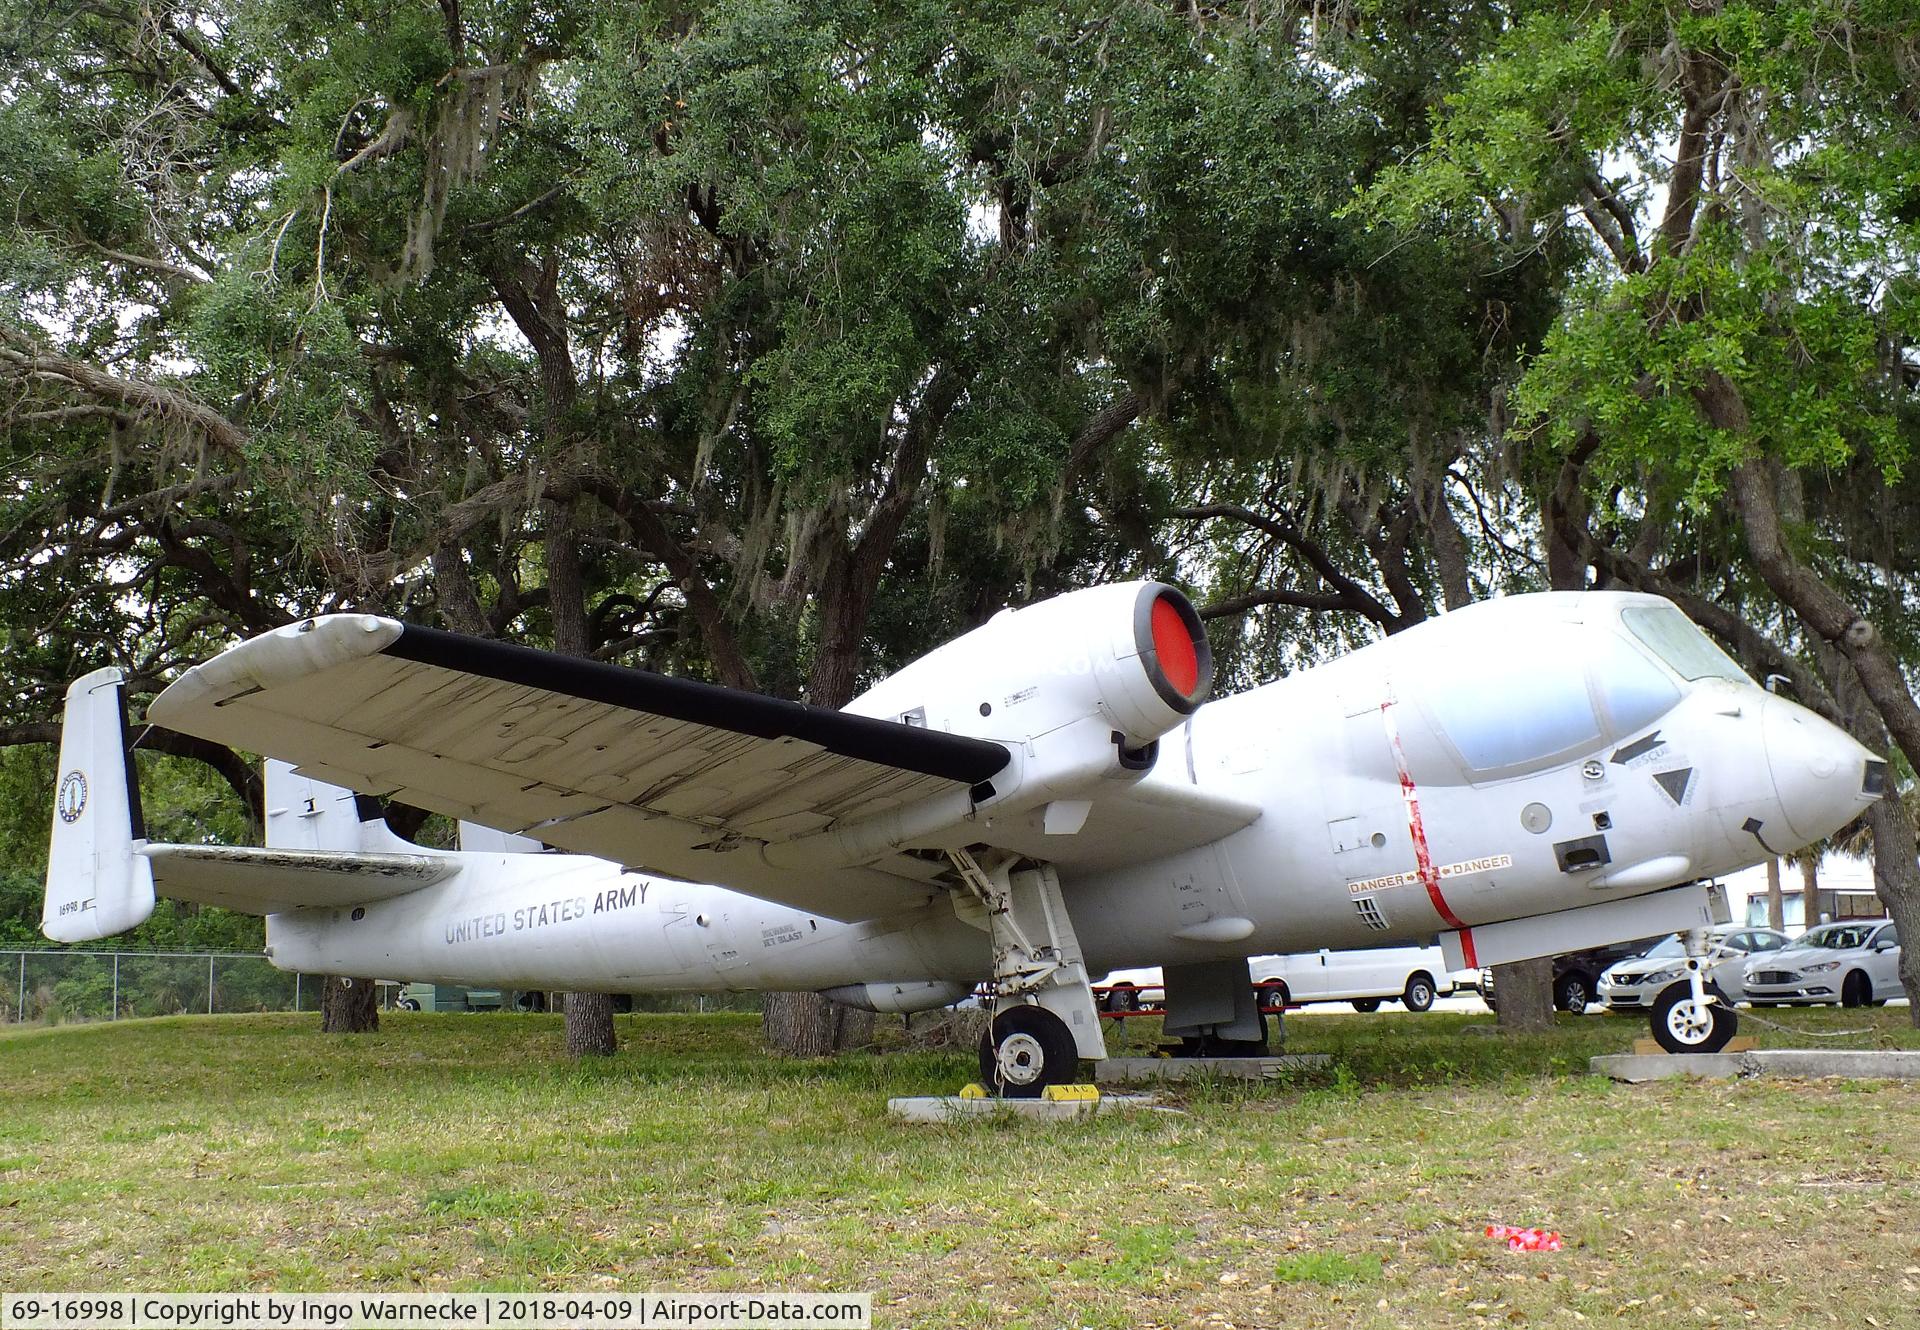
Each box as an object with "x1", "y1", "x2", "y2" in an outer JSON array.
[{"x1": 1380, "y1": 691, "x2": 1468, "y2": 932}]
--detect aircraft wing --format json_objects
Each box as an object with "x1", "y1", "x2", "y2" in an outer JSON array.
[
  {"x1": 148, "y1": 616, "x2": 1013, "y2": 922},
  {"x1": 143, "y1": 844, "x2": 456, "y2": 914}
]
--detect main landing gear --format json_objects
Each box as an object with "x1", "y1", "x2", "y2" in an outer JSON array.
[
  {"x1": 1649, "y1": 926, "x2": 1739, "y2": 1054},
  {"x1": 950, "y1": 850, "x2": 1108, "y2": 1098}
]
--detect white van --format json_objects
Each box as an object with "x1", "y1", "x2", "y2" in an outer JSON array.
[
  {"x1": 1250, "y1": 946, "x2": 1455, "y2": 1012},
  {"x1": 1097, "y1": 945, "x2": 1456, "y2": 1013}
]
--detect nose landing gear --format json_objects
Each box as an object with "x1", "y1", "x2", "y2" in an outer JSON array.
[{"x1": 1649, "y1": 928, "x2": 1738, "y2": 1054}]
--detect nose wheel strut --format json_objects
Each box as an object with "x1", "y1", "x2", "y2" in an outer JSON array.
[{"x1": 1649, "y1": 928, "x2": 1738, "y2": 1054}]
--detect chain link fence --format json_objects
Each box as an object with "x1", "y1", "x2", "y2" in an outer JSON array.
[
  {"x1": 0, "y1": 953, "x2": 764, "y2": 1024},
  {"x1": 1, "y1": 949, "x2": 313, "y2": 1024}
]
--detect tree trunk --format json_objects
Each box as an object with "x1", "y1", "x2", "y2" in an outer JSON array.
[
  {"x1": 1765, "y1": 857, "x2": 1785, "y2": 931},
  {"x1": 762, "y1": 990, "x2": 874, "y2": 1057},
  {"x1": 1491, "y1": 957, "x2": 1555, "y2": 1032},
  {"x1": 320, "y1": 976, "x2": 378, "y2": 1033},
  {"x1": 1492, "y1": 454, "x2": 1597, "y2": 1033},
  {"x1": 563, "y1": 991, "x2": 618, "y2": 1057},
  {"x1": 1722, "y1": 446, "x2": 1920, "y2": 1023},
  {"x1": 1864, "y1": 795, "x2": 1920, "y2": 1026},
  {"x1": 544, "y1": 495, "x2": 620, "y2": 1058},
  {"x1": 1798, "y1": 855, "x2": 1820, "y2": 924}
]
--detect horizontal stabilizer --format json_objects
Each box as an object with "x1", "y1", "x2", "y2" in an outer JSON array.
[{"x1": 143, "y1": 844, "x2": 457, "y2": 914}]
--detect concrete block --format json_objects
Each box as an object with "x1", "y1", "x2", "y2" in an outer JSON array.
[
  {"x1": 1094, "y1": 1054, "x2": 1331, "y2": 1084},
  {"x1": 1592, "y1": 1049, "x2": 1920, "y2": 1083},
  {"x1": 887, "y1": 1093, "x2": 1159, "y2": 1122}
]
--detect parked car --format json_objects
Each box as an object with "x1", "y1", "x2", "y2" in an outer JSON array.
[
  {"x1": 1479, "y1": 936, "x2": 1662, "y2": 1014},
  {"x1": 1597, "y1": 926, "x2": 1792, "y2": 1011},
  {"x1": 1097, "y1": 946, "x2": 1454, "y2": 1014},
  {"x1": 1250, "y1": 946, "x2": 1455, "y2": 1012},
  {"x1": 1743, "y1": 920, "x2": 1904, "y2": 1007}
]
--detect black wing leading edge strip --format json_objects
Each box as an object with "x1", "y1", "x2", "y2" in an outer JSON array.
[{"x1": 384, "y1": 625, "x2": 1012, "y2": 786}]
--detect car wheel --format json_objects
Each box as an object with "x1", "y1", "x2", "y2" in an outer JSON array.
[
  {"x1": 1650, "y1": 983, "x2": 1738, "y2": 1055},
  {"x1": 1351, "y1": 998, "x2": 1382, "y2": 1013},
  {"x1": 1259, "y1": 980, "x2": 1289, "y2": 1011},
  {"x1": 1104, "y1": 984, "x2": 1139, "y2": 1013},
  {"x1": 978, "y1": 1006, "x2": 1080, "y2": 1097},
  {"x1": 1402, "y1": 973, "x2": 1436, "y2": 1013},
  {"x1": 1554, "y1": 973, "x2": 1591, "y2": 1014},
  {"x1": 1841, "y1": 971, "x2": 1872, "y2": 1008}
]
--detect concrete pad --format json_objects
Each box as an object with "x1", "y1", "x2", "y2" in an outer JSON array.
[
  {"x1": 1095, "y1": 1054, "x2": 1331, "y2": 1084},
  {"x1": 887, "y1": 1093, "x2": 1161, "y2": 1122},
  {"x1": 1592, "y1": 1049, "x2": 1920, "y2": 1083}
]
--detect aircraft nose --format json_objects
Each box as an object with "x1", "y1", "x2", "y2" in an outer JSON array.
[{"x1": 1762, "y1": 694, "x2": 1882, "y2": 844}]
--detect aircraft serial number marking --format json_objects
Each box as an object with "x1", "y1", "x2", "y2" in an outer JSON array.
[{"x1": 1347, "y1": 854, "x2": 1513, "y2": 896}]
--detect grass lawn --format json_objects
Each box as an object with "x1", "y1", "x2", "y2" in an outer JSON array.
[{"x1": 4, "y1": 1007, "x2": 1920, "y2": 1328}]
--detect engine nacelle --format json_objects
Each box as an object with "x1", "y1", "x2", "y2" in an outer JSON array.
[
  {"x1": 819, "y1": 980, "x2": 974, "y2": 1013},
  {"x1": 847, "y1": 581, "x2": 1213, "y2": 798}
]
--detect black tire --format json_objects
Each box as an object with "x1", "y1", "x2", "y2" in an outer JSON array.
[
  {"x1": 1841, "y1": 971, "x2": 1872, "y2": 1008},
  {"x1": 1104, "y1": 984, "x2": 1139, "y2": 1013},
  {"x1": 1554, "y1": 973, "x2": 1591, "y2": 1014},
  {"x1": 1259, "y1": 980, "x2": 1290, "y2": 1011},
  {"x1": 1650, "y1": 983, "x2": 1738, "y2": 1054},
  {"x1": 1176, "y1": 1012, "x2": 1271, "y2": 1058},
  {"x1": 1351, "y1": 998, "x2": 1382, "y2": 1013},
  {"x1": 397, "y1": 997, "x2": 421, "y2": 1012},
  {"x1": 978, "y1": 1005, "x2": 1080, "y2": 1097},
  {"x1": 1402, "y1": 973, "x2": 1437, "y2": 1013}
]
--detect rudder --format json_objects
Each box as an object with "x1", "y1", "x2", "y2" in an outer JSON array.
[{"x1": 43, "y1": 667, "x2": 155, "y2": 942}]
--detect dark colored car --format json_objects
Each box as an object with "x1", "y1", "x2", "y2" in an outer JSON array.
[{"x1": 1478, "y1": 937, "x2": 1663, "y2": 1014}]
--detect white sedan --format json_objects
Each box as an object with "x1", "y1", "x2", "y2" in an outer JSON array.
[
  {"x1": 1597, "y1": 927, "x2": 1791, "y2": 1011},
  {"x1": 1744, "y1": 920, "x2": 1905, "y2": 1007}
]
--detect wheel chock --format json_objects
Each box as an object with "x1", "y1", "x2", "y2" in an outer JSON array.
[
  {"x1": 1041, "y1": 1083, "x2": 1100, "y2": 1102},
  {"x1": 957, "y1": 1082, "x2": 990, "y2": 1099}
]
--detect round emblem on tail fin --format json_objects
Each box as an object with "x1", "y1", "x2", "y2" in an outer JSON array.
[{"x1": 57, "y1": 771, "x2": 88, "y2": 823}]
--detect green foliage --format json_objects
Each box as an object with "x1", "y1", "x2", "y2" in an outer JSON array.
[{"x1": 1362, "y1": 0, "x2": 1920, "y2": 507}]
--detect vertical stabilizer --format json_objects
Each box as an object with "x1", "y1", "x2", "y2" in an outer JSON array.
[
  {"x1": 264, "y1": 759, "x2": 422, "y2": 854},
  {"x1": 43, "y1": 667, "x2": 155, "y2": 942}
]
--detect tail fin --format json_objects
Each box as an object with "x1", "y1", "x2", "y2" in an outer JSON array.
[
  {"x1": 264, "y1": 759, "x2": 422, "y2": 854},
  {"x1": 43, "y1": 667, "x2": 155, "y2": 942}
]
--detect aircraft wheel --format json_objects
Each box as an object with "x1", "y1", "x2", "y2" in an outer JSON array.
[
  {"x1": 979, "y1": 1006, "x2": 1079, "y2": 1097},
  {"x1": 396, "y1": 998, "x2": 421, "y2": 1012},
  {"x1": 1403, "y1": 973, "x2": 1437, "y2": 1012},
  {"x1": 1650, "y1": 984, "x2": 1738, "y2": 1055},
  {"x1": 1351, "y1": 998, "x2": 1382, "y2": 1013},
  {"x1": 1841, "y1": 971, "x2": 1872, "y2": 1008},
  {"x1": 1554, "y1": 973, "x2": 1591, "y2": 1014}
]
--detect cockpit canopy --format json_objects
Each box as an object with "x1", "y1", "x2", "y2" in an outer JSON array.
[{"x1": 1409, "y1": 596, "x2": 1753, "y2": 780}]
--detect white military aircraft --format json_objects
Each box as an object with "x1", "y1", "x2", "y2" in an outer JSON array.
[{"x1": 43, "y1": 584, "x2": 1883, "y2": 1089}]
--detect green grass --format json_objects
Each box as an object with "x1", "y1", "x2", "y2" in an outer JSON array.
[{"x1": 4, "y1": 1007, "x2": 1920, "y2": 1328}]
